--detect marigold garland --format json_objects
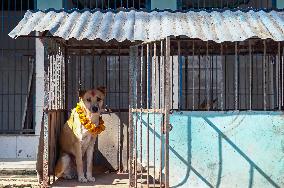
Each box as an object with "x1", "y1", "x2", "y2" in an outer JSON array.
[{"x1": 75, "y1": 103, "x2": 105, "y2": 136}]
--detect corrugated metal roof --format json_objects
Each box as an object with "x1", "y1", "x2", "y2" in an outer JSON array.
[{"x1": 8, "y1": 9, "x2": 284, "y2": 43}]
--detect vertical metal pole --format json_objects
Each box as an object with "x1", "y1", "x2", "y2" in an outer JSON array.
[
  {"x1": 178, "y1": 41, "x2": 182, "y2": 110},
  {"x1": 278, "y1": 42, "x2": 281, "y2": 110},
  {"x1": 280, "y1": 48, "x2": 284, "y2": 110},
  {"x1": 159, "y1": 41, "x2": 163, "y2": 188},
  {"x1": 220, "y1": 44, "x2": 224, "y2": 111},
  {"x1": 192, "y1": 41, "x2": 195, "y2": 110},
  {"x1": 263, "y1": 41, "x2": 267, "y2": 110},
  {"x1": 249, "y1": 41, "x2": 252, "y2": 110},
  {"x1": 42, "y1": 44, "x2": 50, "y2": 187},
  {"x1": 129, "y1": 46, "x2": 138, "y2": 187},
  {"x1": 153, "y1": 42, "x2": 157, "y2": 188},
  {"x1": 135, "y1": 52, "x2": 139, "y2": 188},
  {"x1": 206, "y1": 42, "x2": 210, "y2": 110},
  {"x1": 146, "y1": 44, "x2": 150, "y2": 187},
  {"x1": 235, "y1": 42, "x2": 239, "y2": 110},
  {"x1": 164, "y1": 37, "x2": 171, "y2": 188},
  {"x1": 140, "y1": 45, "x2": 144, "y2": 187}
]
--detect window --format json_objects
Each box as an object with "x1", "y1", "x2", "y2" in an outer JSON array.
[
  {"x1": 0, "y1": 0, "x2": 36, "y2": 11},
  {"x1": 177, "y1": 0, "x2": 275, "y2": 9},
  {"x1": 65, "y1": 0, "x2": 149, "y2": 10}
]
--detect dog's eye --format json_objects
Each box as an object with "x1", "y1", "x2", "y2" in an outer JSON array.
[
  {"x1": 87, "y1": 98, "x2": 91, "y2": 102},
  {"x1": 97, "y1": 97, "x2": 101, "y2": 102}
]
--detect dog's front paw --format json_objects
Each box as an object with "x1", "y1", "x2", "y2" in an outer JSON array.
[
  {"x1": 78, "y1": 176, "x2": 88, "y2": 183},
  {"x1": 87, "y1": 176, "x2": 96, "y2": 182}
]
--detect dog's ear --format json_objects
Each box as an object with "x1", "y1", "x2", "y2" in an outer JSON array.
[
  {"x1": 97, "y1": 86, "x2": 106, "y2": 96},
  {"x1": 78, "y1": 90, "x2": 87, "y2": 99}
]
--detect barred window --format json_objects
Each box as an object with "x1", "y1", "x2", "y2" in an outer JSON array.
[
  {"x1": 177, "y1": 0, "x2": 275, "y2": 9},
  {"x1": 65, "y1": 0, "x2": 149, "y2": 10}
]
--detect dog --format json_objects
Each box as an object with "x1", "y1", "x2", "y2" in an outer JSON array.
[{"x1": 55, "y1": 87, "x2": 106, "y2": 183}]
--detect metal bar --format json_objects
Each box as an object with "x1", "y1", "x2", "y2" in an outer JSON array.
[
  {"x1": 263, "y1": 41, "x2": 267, "y2": 110},
  {"x1": 249, "y1": 41, "x2": 252, "y2": 110},
  {"x1": 153, "y1": 42, "x2": 157, "y2": 188},
  {"x1": 118, "y1": 47, "x2": 122, "y2": 172},
  {"x1": 185, "y1": 57, "x2": 188, "y2": 109},
  {"x1": 140, "y1": 45, "x2": 143, "y2": 187},
  {"x1": 198, "y1": 50, "x2": 201, "y2": 108},
  {"x1": 220, "y1": 44, "x2": 224, "y2": 111},
  {"x1": 206, "y1": 42, "x2": 209, "y2": 110},
  {"x1": 278, "y1": 42, "x2": 281, "y2": 110},
  {"x1": 135, "y1": 53, "x2": 139, "y2": 188},
  {"x1": 235, "y1": 42, "x2": 239, "y2": 110},
  {"x1": 146, "y1": 44, "x2": 150, "y2": 187},
  {"x1": 280, "y1": 47, "x2": 284, "y2": 110},
  {"x1": 192, "y1": 41, "x2": 195, "y2": 110},
  {"x1": 159, "y1": 40, "x2": 163, "y2": 188},
  {"x1": 42, "y1": 50, "x2": 50, "y2": 187},
  {"x1": 129, "y1": 46, "x2": 137, "y2": 187},
  {"x1": 164, "y1": 37, "x2": 171, "y2": 188},
  {"x1": 131, "y1": 109, "x2": 164, "y2": 113},
  {"x1": 178, "y1": 41, "x2": 182, "y2": 110}
]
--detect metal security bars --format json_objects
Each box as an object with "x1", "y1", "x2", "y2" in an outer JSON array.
[
  {"x1": 177, "y1": 0, "x2": 276, "y2": 9},
  {"x1": 174, "y1": 39, "x2": 284, "y2": 111},
  {"x1": 129, "y1": 39, "x2": 172, "y2": 188},
  {"x1": 0, "y1": 0, "x2": 36, "y2": 134},
  {"x1": 128, "y1": 37, "x2": 283, "y2": 188},
  {"x1": 64, "y1": 0, "x2": 150, "y2": 10}
]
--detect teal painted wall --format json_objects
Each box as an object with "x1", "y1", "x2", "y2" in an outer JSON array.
[
  {"x1": 151, "y1": 0, "x2": 176, "y2": 10},
  {"x1": 277, "y1": 0, "x2": 284, "y2": 8},
  {"x1": 134, "y1": 111, "x2": 284, "y2": 187},
  {"x1": 37, "y1": 0, "x2": 62, "y2": 9}
]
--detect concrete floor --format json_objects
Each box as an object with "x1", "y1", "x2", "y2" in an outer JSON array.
[{"x1": 51, "y1": 173, "x2": 129, "y2": 188}]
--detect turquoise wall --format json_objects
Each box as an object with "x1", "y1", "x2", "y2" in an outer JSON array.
[
  {"x1": 134, "y1": 111, "x2": 284, "y2": 187},
  {"x1": 277, "y1": 0, "x2": 284, "y2": 8},
  {"x1": 151, "y1": 0, "x2": 176, "y2": 10},
  {"x1": 37, "y1": 0, "x2": 62, "y2": 9}
]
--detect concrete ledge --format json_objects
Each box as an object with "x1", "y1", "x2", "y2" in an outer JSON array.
[{"x1": 0, "y1": 159, "x2": 36, "y2": 172}]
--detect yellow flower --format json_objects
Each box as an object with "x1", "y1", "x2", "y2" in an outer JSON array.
[{"x1": 75, "y1": 103, "x2": 105, "y2": 136}]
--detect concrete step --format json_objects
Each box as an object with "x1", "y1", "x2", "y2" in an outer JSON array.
[{"x1": 0, "y1": 159, "x2": 39, "y2": 187}]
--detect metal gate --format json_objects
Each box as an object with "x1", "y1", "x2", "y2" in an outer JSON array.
[{"x1": 129, "y1": 38, "x2": 171, "y2": 188}]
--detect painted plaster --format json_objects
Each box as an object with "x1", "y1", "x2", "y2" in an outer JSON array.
[{"x1": 134, "y1": 111, "x2": 284, "y2": 187}]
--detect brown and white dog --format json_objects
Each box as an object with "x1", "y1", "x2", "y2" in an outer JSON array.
[{"x1": 55, "y1": 87, "x2": 106, "y2": 183}]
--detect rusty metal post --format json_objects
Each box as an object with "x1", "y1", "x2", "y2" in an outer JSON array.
[
  {"x1": 278, "y1": 42, "x2": 281, "y2": 110},
  {"x1": 263, "y1": 41, "x2": 267, "y2": 110},
  {"x1": 42, "y1": 40, "x2": 50, "y2": 187},
  {"x1": 249, "y1": 41, "x2": 252, "y2": 110},
  {"x1": 164, "y1": 37, "x2": 171, "y2": 188},
  {"x1": 235, "y1": 42, "x2": 239, "y2": 110},
  {"x1": 220, "y1": 43, "x2": 224, "y2": 111},
  {"x1": 153, "y1": 42, "x2": 157, "y2": 188},
  {"x1": 192, "y1": 41, "x2": 195, "y2": 110},
  {"x1": 129, "y1": 46, "x2": 138, "y2": 187},
  {"x1": 140, "y1": 45, "x2": 144, "y2": 186},
  {"x1": 146, "y1": 43, "x2": 150, "y2": 187}
]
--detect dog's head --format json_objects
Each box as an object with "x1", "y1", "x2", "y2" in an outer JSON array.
[{"x1": 78, "y1": 86, "x2": 106, "y2": 115}]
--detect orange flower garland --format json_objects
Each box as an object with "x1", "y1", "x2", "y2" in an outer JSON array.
[{"x1": 75, "y1": 103, "x2": 105, "y2": 136}]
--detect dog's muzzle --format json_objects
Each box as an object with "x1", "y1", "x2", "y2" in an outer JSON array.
[{"x1": 92, "y1": 106, "x2": 99, "y2": 113}]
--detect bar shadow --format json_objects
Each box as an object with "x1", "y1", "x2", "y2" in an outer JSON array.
[
  {"x1": 203, "y1": 117, "x2": 280, "y2": 188},
  {"x1": 138, "y1": 114, "x2": 280, "y2": 188},
  {"x1": 137, "y1": 114, "x2": 214, "y2": 187}
]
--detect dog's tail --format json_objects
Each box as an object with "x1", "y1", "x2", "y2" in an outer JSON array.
[{"x1": 55, "y1": 153, "x2": 71, "y2": 178}]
